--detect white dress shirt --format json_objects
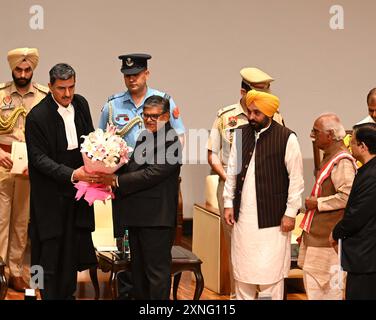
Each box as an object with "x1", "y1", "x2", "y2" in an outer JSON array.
[{"x1": 53, "y1": 96, "x2": 78, "y2": 150}]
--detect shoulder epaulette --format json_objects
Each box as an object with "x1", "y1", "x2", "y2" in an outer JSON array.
[
  {"x1": 0, "y1": 82, "x2": 11, "y2": 90},
  {"x1": 34, "y1": 83, "x2": 49, "y2": 94},
  {"x1": 107, "y1": 92, "x2": 126, "y2": 102},
  {"x1": 217, "y1": 104, "x2": 237, "y2": 117}
]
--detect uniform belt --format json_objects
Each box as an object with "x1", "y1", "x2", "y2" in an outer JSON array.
[{"x1": 0, "y1": 143, "x2": 12, "y2": 153}]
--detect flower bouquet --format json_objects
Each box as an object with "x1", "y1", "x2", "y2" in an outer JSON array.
[{"x1": 74, "y1": 125, "x2": 132, "y2": 205}]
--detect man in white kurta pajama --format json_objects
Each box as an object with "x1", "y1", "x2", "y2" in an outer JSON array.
[
  {"x1": 298, "y1": 113, "x2": 357, "y2": 300},
  {"x1": 224, "y1": 90, "x2": 304, "y2": 300}
]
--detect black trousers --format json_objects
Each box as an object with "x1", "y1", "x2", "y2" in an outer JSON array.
[
  {"x1": 30, "y1": 197, "x2": 96, "y2": 300},
  {"x1": 346, "y1": 272, "x2": 376, "y2": 300},
  {"x1": 128, "y1": 226, "x2": 175, "y2": 300}
]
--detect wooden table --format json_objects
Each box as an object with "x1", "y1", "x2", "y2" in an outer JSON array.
[{"x1": 90, "y1": 245, "x2": 204, "y2": 300}]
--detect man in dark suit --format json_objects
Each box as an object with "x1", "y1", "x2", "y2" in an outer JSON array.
[
  {"x1": 330, "y1": 122, "x2": 376, "y2": 300},
  {"x1": 25, "y1": 63, "x2": 101, "y2": 299},
  {"x1": 104, "y1": 95, "x2": 182, "y2": 300}
]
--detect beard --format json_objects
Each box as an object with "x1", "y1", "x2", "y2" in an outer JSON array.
[
  {"x1": 249, "y1": 117, "x2": 270, "y2": 132},
  {"x1": 12, "y1": 72, "x2": 32, "y2": 88}
]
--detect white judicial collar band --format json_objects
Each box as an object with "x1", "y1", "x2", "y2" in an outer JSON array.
[{"x1": 52, "y1": 95, "x2": 79, "y2": 150}]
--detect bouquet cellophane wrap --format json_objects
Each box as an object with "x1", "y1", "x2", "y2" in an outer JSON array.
[
  {"x1": 74, "y1": 125, "x2": 132, "y2": 206},
  {"x1": 82, "y1": 151, "x2": 126, "y2": 174}
]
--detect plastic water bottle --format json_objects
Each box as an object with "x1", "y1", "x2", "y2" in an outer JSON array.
[{"x1": 123, "y1": 229, "x2": 130, "y2": 259}]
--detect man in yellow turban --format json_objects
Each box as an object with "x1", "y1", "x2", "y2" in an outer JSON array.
[
  {"x1": 223, "y1": 89, "x2": 304, "y2": 300},
  {"x1": 246, "y1": 89, "x2": 279, "y2": 120},
  {"x1": 0, "y1": 48, "x2": 48, "y2": 292},
  {"x1": 206, "y1": 67, "x2": 283, "y2": 298},
  {"x1": 240, "y1": 67, "x2": 285, "y2": 125},
  {"x1": 243, "y1": 89, "x2": 281, "y2": 132}
]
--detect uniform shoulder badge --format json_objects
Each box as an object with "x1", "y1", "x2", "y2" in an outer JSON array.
[
  {"x1": 228, "y1": 116, "x2": 238, "y2": 127},
  {"x1": 1, "y1": 95, "x2": 14, "y2": 110},
  {"x1": 3, "y1": 95, "x2": 12, "y2": 104},
  {"x1": 217, "y1": 104, "x2": 236, "y2": 117},
  {"x1": 173, "y1": 106, "x2": 180, "y2": 119},
  {"x1": 34, "y1": 83, "x2": 49, "y2": 94}
]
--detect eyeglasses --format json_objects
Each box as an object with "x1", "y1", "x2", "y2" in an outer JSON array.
[{"x1": 141, "y1": 112, "x2": 166, "y2": 121}]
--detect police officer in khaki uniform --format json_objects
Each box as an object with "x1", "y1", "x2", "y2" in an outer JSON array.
[
  {"x1": 207, "y1": 67, "x2": 284, "y2": 298},
  {"x1": 0, "y1": 48, "x2": 48, "y2": 292}
]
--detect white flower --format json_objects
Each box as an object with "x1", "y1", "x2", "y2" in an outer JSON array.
[{"x1": 80, "y1": 125, "x2": 132, "y2": 170}]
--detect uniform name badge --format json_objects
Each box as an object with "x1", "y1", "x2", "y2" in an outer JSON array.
[
  {"x1": 115, "y1": 114, "x2": 129, "y2": 122},
  {"x1": 10, "y1": 141, "x2": 28, "y2": 174}
]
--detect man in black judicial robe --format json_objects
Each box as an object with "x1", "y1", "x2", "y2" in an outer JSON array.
[
  {"x1": 103, "y1": 95, "x2": 182, "y2": 299},
  {"x1": 25, "y1": 63, "x2": 100, "y2": 299}
]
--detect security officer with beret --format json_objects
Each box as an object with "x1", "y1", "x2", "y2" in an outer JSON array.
[
  {"x1": 206, "y1": 67, "x2": 284, "y2": 298},
  {"x1": 98, "y1": 53, "x2": 185, "y2": 150},
  {"x1": 0, "y1": 47, "x2": 48, "y2": 292}
]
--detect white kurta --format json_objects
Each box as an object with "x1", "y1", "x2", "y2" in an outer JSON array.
[{"x1": 223, "y1": 124, "x2": 304, "y2": 284}]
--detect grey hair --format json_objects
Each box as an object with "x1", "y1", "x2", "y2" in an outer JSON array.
[
  {"x1": 49, "y1": 63, "x2": 75, "y2": 85},
  {"x1": 318, "y1": 112, "x2": 346, "y2": 141}
]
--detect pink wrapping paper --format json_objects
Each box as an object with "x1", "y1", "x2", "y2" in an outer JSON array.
[
  {"x1": 74, "y1": 153, "x2": 126, "y2": 206},
  {"x1": 74, "y1": 181, "x2": 114, "y2": 206}
]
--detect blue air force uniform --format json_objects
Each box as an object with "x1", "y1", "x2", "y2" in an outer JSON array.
[
  {"x1": 102, "y1": 53, "x2": 184, "y2": 299},
  {"x1": 98, "y1": 87, "x2": 185, "y2": 150},
  {"x1": 98, "y1": 53, "x2": 185, "y2": 150}
]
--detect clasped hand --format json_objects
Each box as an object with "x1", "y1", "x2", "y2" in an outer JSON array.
[{"x1": 73, "y1": 166, "x2": 116, "y2": 186}]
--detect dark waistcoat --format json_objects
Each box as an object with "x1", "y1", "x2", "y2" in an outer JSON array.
[{"x1": 233, "y1": 120, "x2": 293, "y2": 228}]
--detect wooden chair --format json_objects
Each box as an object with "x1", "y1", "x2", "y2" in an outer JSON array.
[
  {"x1": 90, "y1": 178, "x2": 204, "y2": 300},
  {"x1": 0, "y1": 256, "x2": 7, "y2": 300}
]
